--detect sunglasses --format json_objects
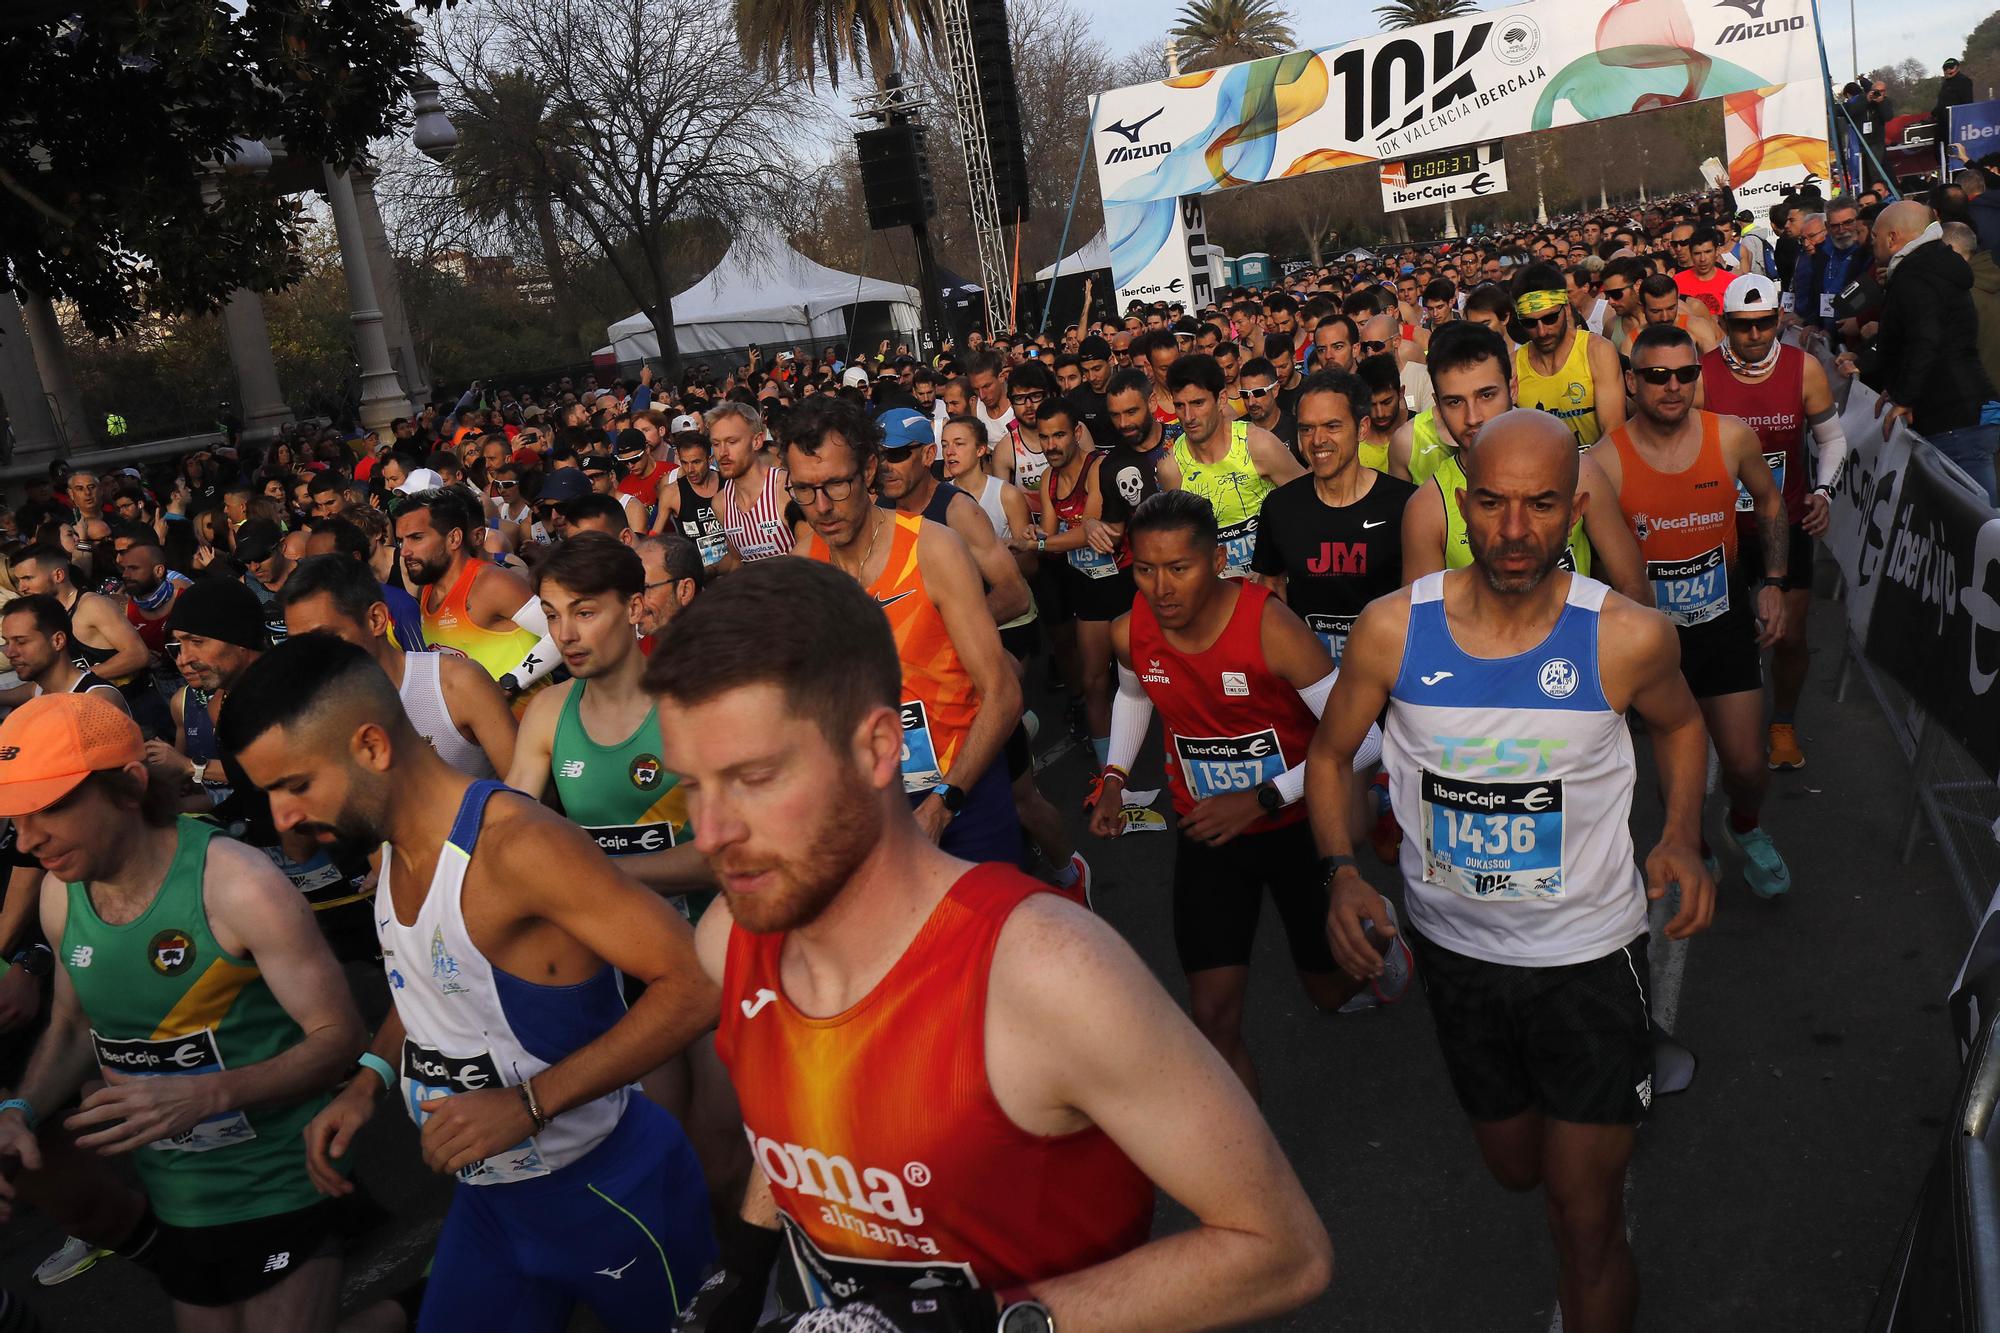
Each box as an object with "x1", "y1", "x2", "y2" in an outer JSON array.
[
  {"x1": 880, "y1": 445, "x2": 919, "y2": 462},
  {"x1": 1242, "y1": 385, "x2": 1274, "y2": 398},
  {"x1": 1634, "y1": 365, "x2": 1703, "y2": 386},
  {"x1": 1359, "y1": 339, "x2": 1390, "y2": 355},
  {"x1": 1520, "y1": 309, "x2": 1567, "y2": 329},
  {"x1": 1600, "y1": 284, "x2": 1630, "y2": 299},
  {"x1": 1729, "y1": 315, "x2": 1779, "y2": 334}
]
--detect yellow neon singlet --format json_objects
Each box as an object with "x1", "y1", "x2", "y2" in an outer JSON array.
[{"x1": 1515, "y1": 332, "x2": 1604, "y2": 449}]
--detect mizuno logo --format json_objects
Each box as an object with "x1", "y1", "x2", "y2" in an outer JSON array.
[
  {"x1": 1101, "y1": 108, "x2": 1163, "y2": 143},
  {"x1": 597, "y1": 1258, "x2": 637, "y2": 1280},
  {"x1": 1420, "y1": 671, "x2": 1454, "y2": 686},
  {"x1": 1715, "y1": 0, "x2": 1767, "y2": 16},
  {"x1": 741, "y1": 988, "x2": 778, "y2": 1018}
]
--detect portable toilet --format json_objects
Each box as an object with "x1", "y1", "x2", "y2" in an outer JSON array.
[{"x1": 1237, "y1": 252, "x2": 1274, "y2": 288}]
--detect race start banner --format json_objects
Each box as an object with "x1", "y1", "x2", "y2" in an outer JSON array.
[
  {"x1": 1380, "y1": 142, "x2": 1509, "y2": 213},
  {"x1": 1091, "y1": 0, "x2": 1831, "y2": 301}
]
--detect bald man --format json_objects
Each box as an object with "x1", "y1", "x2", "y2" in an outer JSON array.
[{"x1": 1307, "y1": 408, "x2": 1714, "y2": 1333}]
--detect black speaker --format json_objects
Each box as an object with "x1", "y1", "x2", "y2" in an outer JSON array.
[
  {"x1": 967, "y1": 0, "x2": 1031, "y2": 223},
  {"x1": 855, "y1": 123, "x2": 937, "y2": 231}
]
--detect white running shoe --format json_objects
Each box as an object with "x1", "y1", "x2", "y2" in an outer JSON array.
[{"x1": 35, "y1": 1236, "x2": 110, "y2": 1286}]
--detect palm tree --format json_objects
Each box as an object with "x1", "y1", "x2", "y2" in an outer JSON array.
[
  {"x1": 446, "y1": 70, "x2": 585, "y2": 342},
  {"x1": 1372, "y1": 0, "x2": 1480, "y2": 29},
  {"x1": 1171, "y1": 0, "x2": 1296, "y2": 71},
  {"x1": 734, "y1": 0, "x2": 942, "y2": 89}
]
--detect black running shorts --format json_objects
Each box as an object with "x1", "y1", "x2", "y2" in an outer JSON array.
[
  {"x1": 145, "y1": 1198, "x2": 342, "y2": 1307},
  {"x1": 1674, "y1": 579, "x2": 1763, "y2": 699},
  {"x1": 1410, "y1": 927, "x2": 1654, "y2": 1125},
  {"x1": 1172, "y1": 819, "x2": 1338, "y2": 976},
  {"x1": 1062, "y1": 564, "x2": 1137, "y2": 623}
]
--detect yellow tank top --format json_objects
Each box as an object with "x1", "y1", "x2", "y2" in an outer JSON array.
[
  {"x1": 420, "y1": 559, "x2": 540, "y2": 681},
  {"x1": 1431, "y1": 451, "x2": 1593, "y2": 576},
  {"x1": 1407, "y1": 410, "x2": 1453, "y2": 486},
  {"x1": 1169, "y1": 419, "x2": 1273, "y2": 577},
  {"x1": 1515, "y1": 333, "x2": 1603, "y2": 449},
  {"x1": 1359, "y1": 436, "x2": 1390, "y2": 474}
]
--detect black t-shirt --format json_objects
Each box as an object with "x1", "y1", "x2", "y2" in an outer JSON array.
[
  {"x1": 1250, "y1": 471, "x2": 1416, "y2": 664},
  {"x1": 1277, "y1": 376, "x2": 1306, "y2": 424},
  {"x1": 1096, "y1": 441, "x2": 1164, "y2": 526},
  {"x1": 1069, "y1": 387, "x2": 1111, "y2": 450}
]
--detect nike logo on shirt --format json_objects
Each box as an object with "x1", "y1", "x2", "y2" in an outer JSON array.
[
  {"x1": 875, "y1": 591, "x2": 915, "y2": 609},
  {"x1": 1362, "y1": 520, "x2": 1387, "y2": 529},
  {"x1": 1420, "y1": 671, "x2": 1454, "y2": 686}
]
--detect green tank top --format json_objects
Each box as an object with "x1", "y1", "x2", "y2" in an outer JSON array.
[
  {"x1": 60, "y1": 817, "x2": 328, "y2": 1226},
  {"x1": 1407, "y1": 410, "x2": 1453, "y2": 486},
  {"x1": 1170, "y1": 418, "x2": 1273, "y2": 577},
  {"x1": 551, "y1": 679, "x2": 691, "y2": 858},
  {"x1": 1431, "y1": 452, "x2": 1593, "y2": 577}
]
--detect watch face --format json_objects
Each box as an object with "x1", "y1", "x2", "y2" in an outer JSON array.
[{"x1": 1000, "y1": 1303, "x2": 1054, "y2": 1333}]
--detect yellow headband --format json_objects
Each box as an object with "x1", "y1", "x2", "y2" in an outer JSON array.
[{"x1": 1514, "y1": 289, "x2": 1568, "y2": 319}]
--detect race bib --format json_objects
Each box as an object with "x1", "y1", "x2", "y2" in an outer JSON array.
[
  {"x1": 1419, "y1": 772, "x2": 1565, "y2": 901},
  {"x1": 1175, "y1": 729, "x2": 1286, "y2": 800},
  {"x1": 1736, "y1": 451, "x2": 1786, "y2": 513},
  {"x1": 584, "y1": 822, "x2": 678, "y2": 855},
  {"x1": 1647, "y1": 546, "x2": 1731, "y2": 627},
  {"x1": 1217, "y1": 518, "x2": 1258, "y2": 579},
  {"x1": 1066, "y1": 539, "x2": 1120, "y2": 579},
  {"x1": 92, "y1": 1029, "x2": 257, "y2": 1153},
  {"x1": 897, "y1": 700, "x2": 943, "y2": 795},
  {"x1": 1305, "y1": 613, "x2": 1356, "y2": 664},
  {"x1": 778, "y1": 1213, "x2": 976, "y2": 1311},
  {"x1": 402, "y1": 1041, "x2": 548, "y2": 1183}
]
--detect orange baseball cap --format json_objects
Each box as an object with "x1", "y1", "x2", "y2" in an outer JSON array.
[{"x1": 0, "y1": 693, "x2": 146, "y2": 817}]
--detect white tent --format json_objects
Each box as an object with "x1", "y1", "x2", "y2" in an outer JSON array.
[
  {"x1": 1034, "y1": 229, "x2": 1110, "y2": 283},
  {"x1": 604, "y1": 232, "x2": 920, "y2": 361}
]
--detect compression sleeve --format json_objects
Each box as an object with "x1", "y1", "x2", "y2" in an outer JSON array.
[
  {"x1": 503, "y1": 597, "x2": 561, "y2": 689},
  {"x1": 1271, "y1": 672, "x2": 1381, "y2": 806},
  {"x1": 1107, "y1": 664, "x2": 1155, "y2": 778},
  {"x1": 1809, "y1": 406, "x2": 1850, "y2": 493}
]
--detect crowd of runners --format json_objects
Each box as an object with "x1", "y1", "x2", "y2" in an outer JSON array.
[{"x1": 0, "y1": 176, "x2": 1978, "y2": 1333}]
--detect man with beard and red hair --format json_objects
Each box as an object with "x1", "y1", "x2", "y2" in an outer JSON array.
[{"x1": 647, "y1": 558, "x2": 1332, "y2": 1333}]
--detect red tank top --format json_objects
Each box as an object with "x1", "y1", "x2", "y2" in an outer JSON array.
[
  {"x1": 126, "y1": 592, "x2": 174, "y2": 659},
  {"x1": 1128, "y1": 580, "x2": 1316, "y2": 829},
  {"x1": 1699, "y1": 344, "x2": 1808, "y2": 525},
  {"x1": 716, "y1": 863, "x2": 1153, "y2": 1293}
]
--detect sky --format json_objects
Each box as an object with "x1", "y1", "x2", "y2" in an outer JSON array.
[{"x1": 1077, "y1": 0, "x2": 1998, "y2": 91}]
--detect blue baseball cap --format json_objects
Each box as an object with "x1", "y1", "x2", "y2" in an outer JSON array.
[{"x1": 878, "y1": 408, "x2": 935, "y2": 452}]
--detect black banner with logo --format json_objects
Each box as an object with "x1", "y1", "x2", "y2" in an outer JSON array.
[{"x1": 1863, "y1": 447, "x2": 2000, "y2": 779}]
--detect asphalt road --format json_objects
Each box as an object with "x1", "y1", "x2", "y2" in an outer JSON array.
[{"x1": 0, "y1": 577, "x2": 1974, "y2": 1330}]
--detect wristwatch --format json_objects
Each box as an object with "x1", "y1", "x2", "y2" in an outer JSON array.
[
  {"x1": 8, "y1": 945, "x2": 51, "y2": 979},
  {"x1": 998, "y1": 1300, "x2": 1055, "y2": 1333},
  {"x1": 936, "y1": 784, "x2": 968, "y2": 816},
  {"x1": 190, "y1": 759, "x2": 208, "y2": 786},
  {"x1": 1758, "y1": 575, "x2": 1785, "y2": 590},
  {"x1": 1318, "y1": 854, "x2": 1358, "y2": 882},
  {"x1": 497, "y1": 674, "x2": 521, "y2": 697},
  {"x1": 1254, "y1": 780, "x2": 1284, "y2": 814}
]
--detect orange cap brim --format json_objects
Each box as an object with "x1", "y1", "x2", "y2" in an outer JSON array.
[{"x1": 0, "y1": 770, "x2": 90, "y2": 819}]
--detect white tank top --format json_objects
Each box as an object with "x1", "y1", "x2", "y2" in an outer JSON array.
[
  {"x1": 398, "y1": 652, "x2": 495, "y2": 779},
  {"x1": 962, "y1": 471, "x2": 1012, "y2": 541},
  {"x1": 377, "y1": 781, "x2": 628, "y2": 1184},
  {"x1": 1382, "y1": 573, "x2": 1644, "y2": 967}
]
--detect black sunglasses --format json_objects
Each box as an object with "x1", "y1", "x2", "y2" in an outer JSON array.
[
  {"x1": 1359, "y1": 339, "x2": 1390, "y2": 355},
  {"x1": 1635, "y1": 365, "x2": 1703, "y2": 385},
  {"x1": 1728, "y1": 315, "x2": 1779, "y2": 334},
  {"x1": 1520, "y1": 309, "x2": 1567, "y2": 329}
]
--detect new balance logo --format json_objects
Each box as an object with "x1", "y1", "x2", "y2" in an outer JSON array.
[
  {"x1": 558, "y1": 760, "x2": 586, "y2": 779},
  {"x1": 1420, "y1": 671, "x2": 1455, "y2": 686},
  {"x1": 67, "y1": 946, "x2": 92, "y2": 968},
  {"x1": 597, "y1": 1257, "x2": 637, "y2": 1280},
  {"x1": 262, "y1": 1252, "x2": 291, "y2": 1274},
  {"x1": 741, "y1": 988, "x2": 778, "y2": 1018}
]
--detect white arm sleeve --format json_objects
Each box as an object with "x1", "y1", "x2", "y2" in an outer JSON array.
[
  {"x1": 1809, "y1": 408, "x2": 1850, "y2": 492},
  {"x1": 504, "y1": 597, "x2": 560, "y2": 687},
  {"x1": 1270, "y1": 671, "x2": 1382, "y2": 806},
  {"x1": 1107, "y1": 664, "x2": 1155, "y2": 777}
]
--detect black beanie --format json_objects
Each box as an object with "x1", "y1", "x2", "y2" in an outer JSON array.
[{"x1": 167, "y1": 578, "x2": 269, "y2": 651}]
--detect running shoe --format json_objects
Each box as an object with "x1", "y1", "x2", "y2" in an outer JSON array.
[
  {"x1": 1767, "y1": 722, "x2": 1805, "y2": 771},
  {"x1": 1722, "y1": 823, "x2": 1792, "y2": 898},
  {"x1": 1368, "y1": 771, "x2": 1402, "y2": 863},
  {"x1": 34, "y1": 1236, "x2": 109, "y2": 1286},
  {"x1": 1064, "y1": 852, "x2": 1094, "y2": 910}
]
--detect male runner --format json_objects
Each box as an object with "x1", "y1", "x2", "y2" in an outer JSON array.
[
  {"x1": 114, "y1": 533, "x2": 189, "y2": 684},
  {"x1": 873, "y1": 408, "x2": 1032, "y2": 625},
  {"x1": 225, "y1": 636, "x2": 720, "y2": 1332},
  {"x1": 1355, "y1": 353, "x2": 1409, "y2": 475},
  {"x1": 635, "y1": 534, "x2": 703, "y2": 638},
  {"x1": 1698, "y1": 273, "x2": 1849, "y2": 770},
  {"x1": 10, "y1": 545, "x2": 150, "y2": 690},
  {"x1": 1673, "y1": 227, "x2": 1735, "y2": 319},
  {"x1": 1155, "y1": 354, "x2": 1304, "y2": 581},
  {"x1": 710, "y1": 402, "x2": 795, "y2": 567},
  {"x1": 1399, "y1": 323, "x2": 1650, "y2": 607},
  {"x1": 785, "y1": 397, "x2": 1027, "y2": 867},
  {"x1": 1613, "y1": 274, "x2": 1722, "y2": 359},
  {"x1": 649, "y1": 558, "x2": 1333, "y2": 1331},
  {"x1": 1510, "y1": 264, "x2": 1626, "y2": 449},
  {"x1": 1596, "y1": 324, "x2": 1793, "y2": 898},
  {"x1": 396, "y1": 489, "x2": 556, "y2": 697},
  {"x1": 280, "y1": 554, "x2": 517, "y2": 780},
  {"x1": 651, "y1": 431, "x2": 728, "y2": 571},
  {"x1": 0, "y1": 597, "x2": 131, "y2": 714},
  {"x1": 0, "y1": 693, "x2": 366, "y2": 1331},
  {"x1": 1306, "y1": 409, "x2": 1715, "y2": 1333},
  {"x1": 1250, "y1": 371, "x2": 1416, "y2": 666},
  {"x1": 1091, "y1": 491, "x2": 1396, "y2": 1096}
]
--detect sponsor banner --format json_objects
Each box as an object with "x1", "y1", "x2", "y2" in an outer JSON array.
[
  {"x1": 1109, "y1": 194, "x2": 1218, "y2": 312},
  {"x1": 1092, "y1": 0, "x2": 1825, "y2": 213},
  {"x1": 1724, "y1": 78, "x2": 1832, "y2": 211},
  {"x1": 1823, "y1": 377, "x2": 1914, "y2": 641},
  {"x1": 1862, "y1": 445, "x2": 2000, "y2": 780},
  {"x1": 1380, "y1": 142, "x2": 1508, "y2": 212},
  {"x1": 1948, "y1": 97, "x2": 2000, "y2": 169}
]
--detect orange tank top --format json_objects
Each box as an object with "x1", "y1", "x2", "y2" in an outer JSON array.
[
  {"x1": 1606, "y1": 411, "x2": 1741, "y2": 627},
  {"x1": 805, "y1": 514, "x2": 980, "y2": 795},
  {"x1": 716, "y1": 863, "x2": 1154, "y2": 1296}
]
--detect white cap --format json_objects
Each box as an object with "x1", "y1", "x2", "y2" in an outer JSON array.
[
  {"x1": 670, "y1": 413, "x2": 701, "y2": 433},
  {"x1": 396, "y1": 467, "x2": 445, "y2": 494},
  {"x1": 1722, "y1": 273, "x2": 1780, "y2": 316},
  {"x1": 841, "y1": 366, "x2": 870, "y2": 389}
]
